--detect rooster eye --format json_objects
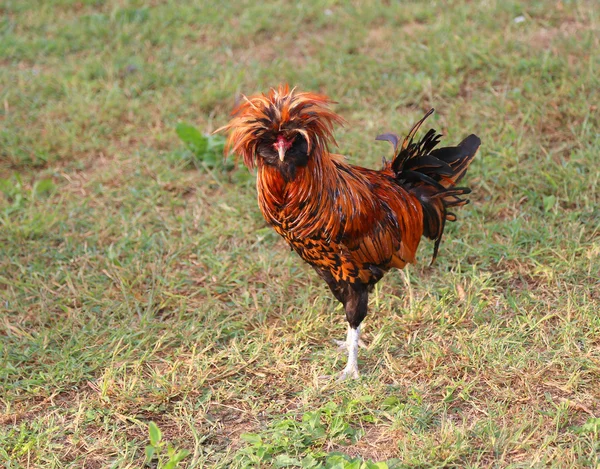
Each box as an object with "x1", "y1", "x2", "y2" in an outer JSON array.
[{"x1": 287, "y1": 134, "x2": 308, "y2": 156}]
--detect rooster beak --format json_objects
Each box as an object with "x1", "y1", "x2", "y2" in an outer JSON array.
[
  {"x1": 277, "y1": 143, "x2": 286, "y2": 162},
  {"x1": 275, "y1": 137, "x2": 290, "y2": 162}
]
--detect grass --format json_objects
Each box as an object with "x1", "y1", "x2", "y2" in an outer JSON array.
[{"x1": 1, "y1": 0, "x2": 599, "y2": 467}]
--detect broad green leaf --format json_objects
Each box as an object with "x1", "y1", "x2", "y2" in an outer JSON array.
[
  {"x1": 575, "y1": 417, "x2": 600, "y2": 434},
  {"x1": 343, "y1": 460, "x2": 361, "y2": 469},
  {"x1": 148, "y1": 421, "x2": 162, "y2": 447},
  {"x1": 362, "y1": 462, "x2": 388, "y2": 469},
  {"x1": 144, "y1": 445, "x2": 155, "y2": 462},
  {"x1": 325, "y1": 454, "x2": 352, "y2": 468},
  {"x1": 176, "y1": 123, "x2": 208, "y2": 156},
  {"x1": 301, "y1": 454, "x2": 320, "y2": 468},
  {"x1": 543, "y1": 195, "x2": 556, "y2": 212},
  {"x1": 275, "y1": 454, "x2": 302, "y2": 467},
  {"x1": 240, "y1": 433, "x2": 262, "y2": 445},
  {"x1": 172, "y1": 449, "x2": 190, "y2": 463}
]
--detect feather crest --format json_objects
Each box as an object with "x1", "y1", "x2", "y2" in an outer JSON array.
[{"x1": 215, "y1": 84, "x2": 345, "y2": 169}]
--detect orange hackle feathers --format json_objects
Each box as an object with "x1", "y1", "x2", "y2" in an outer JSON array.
[{"x1": 215, "y1": 84, "x2": 345, "y2": 169}]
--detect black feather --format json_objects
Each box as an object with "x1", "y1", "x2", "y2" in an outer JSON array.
[{"x1": 377, "y1": 109, "x2": 481, "y2": 263}]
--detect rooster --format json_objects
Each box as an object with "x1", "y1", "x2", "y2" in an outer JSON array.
[{"x1": 217, "y1": 85, "x2": 480, "y2": 380}]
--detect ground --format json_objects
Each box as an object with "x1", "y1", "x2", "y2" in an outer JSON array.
[{"x1": 1, "y1": 1, "x2": 599, "y2": 468}]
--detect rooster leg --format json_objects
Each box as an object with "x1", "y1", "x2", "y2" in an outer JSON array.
[
  {"x1": 337, "y1": 326, "x2": 361, "y2": 381},
  {"x1": 336, "y1": 284, "x2": 368, "y2": 381},
  {"x1": 315, "y1": 272, "x2": 367, "y2": 380}
]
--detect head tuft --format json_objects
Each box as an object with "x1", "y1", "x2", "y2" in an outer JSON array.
[{"x1": 215, "y1": 84, "x2": 345, "y2": 169}]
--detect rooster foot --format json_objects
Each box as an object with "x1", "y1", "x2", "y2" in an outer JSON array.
[
  {"x1": 337, "y1": 364, "x2": 360, "y2": 381},
  {"x1": 317, "y1": 367, "x2": 361, "y2": 382}
]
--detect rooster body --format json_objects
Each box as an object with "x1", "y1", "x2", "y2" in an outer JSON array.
[{"x1": 218, "y1": 86, "x2": 480, "y2": 379}]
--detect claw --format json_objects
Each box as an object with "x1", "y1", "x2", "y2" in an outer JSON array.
[
  {"x1": 332, "y1": 338, "x2": 367, "y2": 351},
  {"x1": 337, "y1": 365, "x2": 360, "y2": 381},
  {"x1": 333, "y1": 338, "x2": 346, "y2": 350},
  {"x1": 318, "y1": 367, "x2": 361, "y2": 382}
]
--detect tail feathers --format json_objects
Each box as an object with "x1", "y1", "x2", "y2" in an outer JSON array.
[
  {"x1": 376, "y1": 110, "x2": 481, "y2": 263},
  {"x1": 430, "y1": 134, "x2": 481, "y2": 188}
]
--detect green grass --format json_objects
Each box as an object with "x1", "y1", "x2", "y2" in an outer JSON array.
[{"x1": 1, "y1": 0, "x2": 599, "y2": 467}]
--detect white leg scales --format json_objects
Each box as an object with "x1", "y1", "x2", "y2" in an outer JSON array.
[{"x1": 336, "y1": 326, "x2": 361, "y2": 381}]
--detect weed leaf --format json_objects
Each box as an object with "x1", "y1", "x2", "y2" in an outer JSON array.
[
  {"x1": 149, "y1": 421, "x2": 162, "y2": 447},
  {"x1": 176, "y1": 123, "x2": 208, "y2": 155}
]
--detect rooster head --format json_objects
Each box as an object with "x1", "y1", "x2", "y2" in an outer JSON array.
[{"x1": 216, "y1": 85, "x2": 344, "y2": 171}]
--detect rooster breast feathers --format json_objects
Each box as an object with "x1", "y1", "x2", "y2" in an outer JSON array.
[{"x1": 257, "y1": 154, "x2": 424, "y2": 285}]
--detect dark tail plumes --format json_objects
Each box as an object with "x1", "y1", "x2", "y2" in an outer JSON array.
[{"x1": 376, "y1": 109, "x2": 481, "y2": 263}]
